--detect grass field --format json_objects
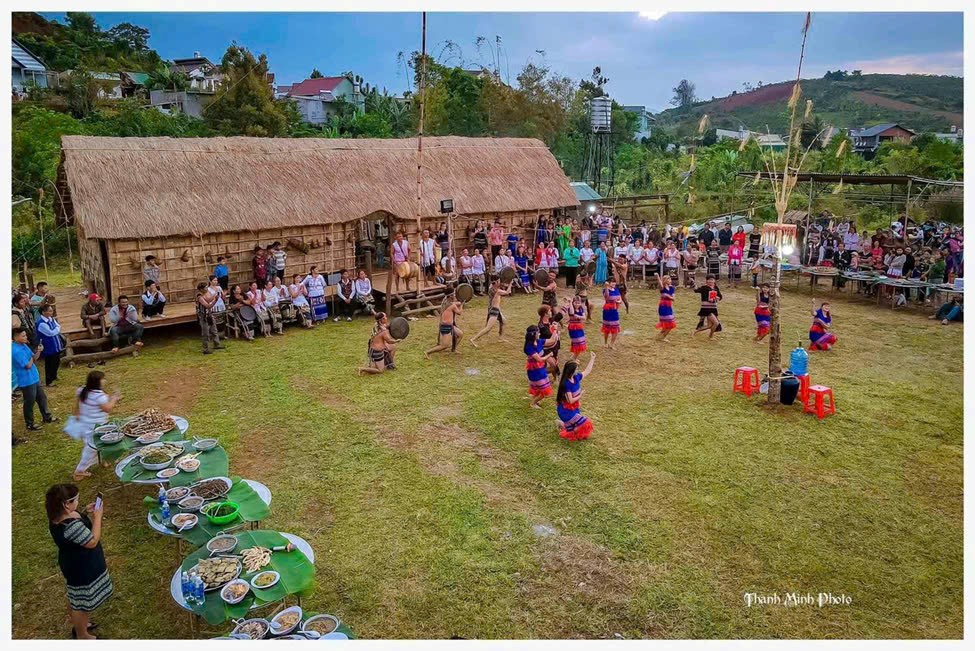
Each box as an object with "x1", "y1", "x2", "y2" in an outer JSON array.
[{"x1": 10, "y1": 277, "x2": 963, "y2": 639}]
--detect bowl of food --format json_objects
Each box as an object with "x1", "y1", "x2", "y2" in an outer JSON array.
[
  {"x1": 206, "y1": 534, "x2": 238, "y2": 554},
  {"x1": 94, "y1": 424, "x2": 118, "y2": 434},
  {"x1": 250, "y1": 571, "x2": 280, "y2": 590},
  {"x1": 302, "y1": 614, "x2": 340, "y2": 637},
  {"x1": 156, "y1": 468, "x2": 180, "y2": 479},
  {"x1": 178, "y1": 495, "x2": 205, "y2": 512},
  {"x1": 176, "y1": 457, "x2": 200, "y2": 473},
  {"x1": 135, "y1": 431, "x2": 165, "y2": 445},
  {"x1": 193, "y1": 438, "x2": 218, "y2": 451},
  {"x1": 140, "y1": 451, "x2": 174, "y2": 470},
  {"x1": 269, "y1": 606, "x2": 303, "y2": 636},
  {"x1": 166, "y1": 486, "x2": 190, "y2": 501},
  {"x1": 99, "y1": 431, "x2": 124, "y2": 444},
  {"x1": 231, "y1": 619, "x2": 269, "y2": 640},
  {"x1": 202, "y1": 501, "x2": 240, "y2": 525},
  {"x1": 171, "y1": 513, "x2": 198, "y2": 530},
  {"x1": 192, "y1": 477, "x2": 233, "y2": 500},
  {"x1": 220, "y1": 579, "x2": 250, "y2": 605}
]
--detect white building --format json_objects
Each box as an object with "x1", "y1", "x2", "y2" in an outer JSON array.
[
  {"x1": 12, "y1": 37, "x2": 55, "y2": 93},
  {"x1": 277, "y1": 76, "x2": 364, "y2": 125}
]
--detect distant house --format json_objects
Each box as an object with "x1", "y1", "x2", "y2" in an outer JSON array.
[
  {"x1": 12, "y1": 37, "x2": 55, "y2": 93},
  {"x1": 622, "y1": 106, "x2": 655, "y2": 140},
  {"x1": 120, "y1": 71, "x2": 150, "y2": 97},
  {"x1": 170, "y1": 52, "x2": 223, "y2": 93},
  {"x1": 62, "y1": 71, "x2": 124, "y2": 99},
  {"x1": 279, "y1": 76, "x2": 364, "y2": 125},
  {"x1": 148, "y1": 52, "x2": 225, "y2": 118},
  {"x1": 848, "y1": 123, "x2": 915, "y2": 154},
  {"x1": 715, "y1": 126, "x2": 786, "y2": 150},
  {"x1": 934, "y1": 125, "x2": 964, "y2": 145}
]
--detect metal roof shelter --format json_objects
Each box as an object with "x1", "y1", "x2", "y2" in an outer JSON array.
[{"x1": 570, "y1": 182, "x2": 602, "y2": 202}]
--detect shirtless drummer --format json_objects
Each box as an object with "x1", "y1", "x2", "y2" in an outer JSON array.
[
  {"x1": 469, "y1": 279, "x2": 511, "y2": 348},
  {"x1": 358, "y1": 312, "x2": 400, "y2": 375},
  {"x1": 425, "y1": 291, "x2": 464, "y2": 356}
]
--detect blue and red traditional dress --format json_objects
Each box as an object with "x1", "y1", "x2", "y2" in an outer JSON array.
[
  {"x1": 557, "y1": 373, "x2": 594, "y2": 441},
  {"x1": 514, "y1": 254, "x2": 532, "y2": 287},
  {"x1": 568, "y1": 306, "x2": 587, "y2": 354},
  {"x1": 525, "y1": 340, "x2": 553, "y2": 397},
  {"x1": 808, "y1": 309, "x2": 836, "y2": 351},
  {"x1": 754, "y1": 291, "x2": 771, "y2": 337},
  {"x1": 655, "y1": 285, "x2": 677, "y2": 331},
  {"x1": 601, "y1": 287, "x2": 622, "y2": 336}
]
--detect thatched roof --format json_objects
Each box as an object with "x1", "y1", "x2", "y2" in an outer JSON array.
[{"x1": 60, "y1": 135, "x2": 578, "y2": 240}]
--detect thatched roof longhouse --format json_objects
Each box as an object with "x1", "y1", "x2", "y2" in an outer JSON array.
[{"x1": 60, "y1": 136, "x2": 578, "y2": 240}]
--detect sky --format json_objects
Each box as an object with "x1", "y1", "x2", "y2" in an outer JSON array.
[{"x1": 42, "y1": 11, "x2": 964, "y2": 112}]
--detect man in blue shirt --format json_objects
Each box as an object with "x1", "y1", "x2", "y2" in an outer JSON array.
[
  {"x1": 213, "y1": 256, "x2": 229, "y2": 291},
  {"x1": 12, "y1": 327, "x2": 55, "y2": 432}
]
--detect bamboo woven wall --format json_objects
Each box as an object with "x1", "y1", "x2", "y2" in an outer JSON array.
[
  {"x1": 77, "y1": 223, "x2": 107, "y2": 298},
  {"x1": 102, "y1": 223, "x2": 357, "y2": 304}
]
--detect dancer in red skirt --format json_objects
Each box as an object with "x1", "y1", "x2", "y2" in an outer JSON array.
[
  {"x1": 653, "y1": 273, "x2": 677, "y2": 340},
  {"x1": 556, "y1": 352, "x2": 596, "y2": 441},
  {"x1": 601, "y1": 278, "x2": 622, "y2": 350},
  {"x1": 753, "y1": 283, "x2": 772, "y2": 342},
  {"x1": 567, "y1": 295, "x2": 587, "y2": 359},
  {"x1": 524, "y1": 325, "x2": 553, "y2": 408}
]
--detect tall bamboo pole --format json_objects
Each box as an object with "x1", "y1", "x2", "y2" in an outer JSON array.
[
  {"x1": 37, "y1": 188, "x2": 49, "y2": 282},
  {"x1": 416, "y1": 11, "x2": 427, "y2": 289}
]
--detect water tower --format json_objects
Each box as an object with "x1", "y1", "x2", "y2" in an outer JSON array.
[{"x1": 583, "y1": 96, "x2": 615, "y2": 197}]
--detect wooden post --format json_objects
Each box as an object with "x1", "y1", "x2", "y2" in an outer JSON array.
[
  {"x1": 37, "y1": 189, "x2": 49, "y2": 281},
  {"x1": 384, "y1": 216, "x2": 394, "y2": 315},
  {"x1": 415, "y1": 12, "x2": 427, "y2": 288}
]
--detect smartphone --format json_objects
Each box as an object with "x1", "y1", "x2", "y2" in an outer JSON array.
[{"x1": 94, "y1": 492, "x2": 103, "y2": 511}]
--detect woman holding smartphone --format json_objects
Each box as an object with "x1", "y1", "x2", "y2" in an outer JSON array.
[{"x1": 46, "y1": 483, "x2": 112, "y2": 639}]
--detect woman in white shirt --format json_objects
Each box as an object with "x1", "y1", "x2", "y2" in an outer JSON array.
[
  {"x1": 459, "y1": 249, "x2": 474, "y2": 285},
  {"x1": 72, "y1": 371, "x2": 120, "y2": 482},
  {"x1": 301, "y1": 266, "x2": 329, "y2": 322},
  {"x1": 289, "y1": 274, "x2": 314, "y2": 328},
  {"x1": 843, "y1": 226, "x2": 860, "y2": 252},
  {"x1": 206, "y1": 275, "x2": 227, "y2": 313},
  {"x1": 261, "y1": 279, "x2": 284, "y2": 333},
  {"x1": 353, "y1": 270, "x2": 376, "y2": 315}
]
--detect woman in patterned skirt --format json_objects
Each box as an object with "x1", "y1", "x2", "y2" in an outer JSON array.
[
  {"x1": 524, "y1": 325, "x2": 553, "y2": 409},
  {"x1": 808, "y1": 300, "x2": 837, "y2": 351},
  {"x1": 47, "y1": 483, "x2": 112, "y2": 639},
  {"x1": 567, "y1": 295, "x2": 587, "y2": 359},
  {"x1": 556, "y1": 352, "x2": 596, "y2": 441},
  {"x1": 753, "y1": 283, "x2": 772, "y2": 342},
  {"x1": 654, "y1": 272, "x2": 677, "y2": 340},
  {"x1": 301, "y1": 266, "x2": 329, "y2": 322},
  {"x1": 601, "y1": 277, "x2": 622, "y2": 349}
]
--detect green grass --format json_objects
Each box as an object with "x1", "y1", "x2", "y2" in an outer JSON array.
[{"x1": 11, "y1": 278, "x2": 962, "y2": 639}]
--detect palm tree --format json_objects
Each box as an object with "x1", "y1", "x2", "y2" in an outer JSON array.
[{"x1": 147, "y1": 65, "x2": 190, "y2": 92}]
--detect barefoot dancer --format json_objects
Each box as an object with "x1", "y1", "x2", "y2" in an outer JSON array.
[
  {"x1": 524, "y1": 325, "x2": 553, "y2": 409},
  {"x1": 753, "y1": 283, "x2": 772, "y2": 342},
  {"x1": 425, "y1": 292, "x2": 464, "y2": 356},
  {"x1": 536, "y1": 271, "x2": 558, "y2": 310},
  {"x1": 567, "y1": 295, "x2": 588, "y2": 359},
  {"x1": 601, "y1": 277, "x2": 622, "y2": 349},
  {"x1": 611, "y1": 255, "x2": 630, "y2": 314},
  {"x1": 654, "y1": 273, "x2": 677, "y2": 340},
  {"x1": 537, "y1": 305, "x2": 562, "y2": 380},
  {"x1": 575, "y1": 267, "x2": 594, "y2": 321},
  {"x1": 469, "y1": 280, "x2": 511, "y2": 347},
  {"x1": 693, "y1": 275, "x2": 723, "y2": 338},
  {"x1": 808, "y1": 300, "x2": 837, "y2": 351},
  {"x1": 358, "y1": 312, "x2": 400, "y2": 375},
  {"x1": 556, "y1": 352, "x2": 596, "y2": 441}
]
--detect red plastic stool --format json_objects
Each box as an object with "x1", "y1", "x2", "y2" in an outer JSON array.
[
  {"x1": 733, "y1": 367, "x2": 760, "y2": 397},
  {"x1": 796, "y1": 374, "x2": 810, "y2": 404},
  {"x1": 803, "y1": 385, "x2": 836, "y2": 420}
]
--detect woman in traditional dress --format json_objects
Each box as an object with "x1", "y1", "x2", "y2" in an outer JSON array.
[
  {"x1": 594, "y1": 242, "x2": 609, "y2": 285},
  {"x1": 693, "y1": 275, "x2": 723, "y2": 339},
  {"x1": 288, "y1": 274, "x2": 314, "y2": 329},
  {"x1": 228, "y1": 284, "x2": 256, "y2": 340},
  {"x1": 537, "y1": 305, "x2": 562, "y2": 378},
  {"x1": 601, "y1": 277, "x2": 622, "y2": 349},
  {"x1": 514, "y1": 244, "x2": 534, "y2": 294},
  {"x1": 753, "y1": 283, "x2": 772, "y2": 342},
  {"x1": 556, "y1": 352, "x2": 596, "y2": 441},
  {"x1": 567, "y1": 295, "x2": 587, "y2": 359},
  {"x1": 245, "y1": 281, "x2": 273, "y2": 337},
  {"x1": 206, "y1": 275, "x2": 227, "y2": 313},
  {"x1": 301, "y1": 266, "x2": 329, "y2": 322},
  {"x1": 808, "y1": 301, "x2": 837, "y2": 351},
  {"x1": 524, "y1": 325, "x2": 553, "y2": 409},
  {"x1": 47, "y1": 483, "x2": 113, "y2": 639},
  {"x1": 654, "y1": 273, "x2": 677, "y2": 340}
]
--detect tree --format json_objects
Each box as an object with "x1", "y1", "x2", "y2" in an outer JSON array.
[
  {"x1": 63, "y1": 70, "x2": 99, "y2": 118},
  {"x1": 204, "y1": 43, "x2": 291, "y2": 137},
  {"x1": 310, "y1": 68, "x2": 324, "y2": 79},
  {"x1": 800, "y1": 116, "x2": 824, "y2": 150},
  {"x1": 66, "y1": 12, "x2": 99, "y2": 35},
  {"x1": 671, "y1": 79, "x2": 696, "y2": 109},
  {"x1": 107, "y1": 23, "x2": 150, "y2": 51},
  {"x1": 147, "y1": 65, "x2": 189, "y2": 92},
  {"x1": 579, "y1": 67, "x2": 608, "y2": 99}
]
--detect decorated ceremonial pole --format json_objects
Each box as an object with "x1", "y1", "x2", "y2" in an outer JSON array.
[{"x1": 416, "y1": 11, "x2": 428, "y2": 289}]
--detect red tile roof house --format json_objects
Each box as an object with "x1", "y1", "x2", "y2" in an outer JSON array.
[{"x1": 279, "y1": 76, "x2": 364, "y2": 125}]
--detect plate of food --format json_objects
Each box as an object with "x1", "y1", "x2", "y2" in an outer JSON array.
[
  {"x1": 121, "y1": 408, "x2": 176, "y2": 438},
  {"x1": 302, "y1": 614, "x2": 340, "y2": 637},
  {"x1": 250, "y1": 570, "x2": 280, "y2": 590},
  {"x1": 139, "y1": 451, "x2": 174, "y2": 470},
  {"x1": 94, "y1": 424, "x2": 118, "y2": 434},
  {"x1": 99, "y1": 431, "x2": 125, "y2": 444},
  {"x1": 191, "y1": 556, "x2": 242, "y2": 591},
  {"x1": 231, "y1": 619, "x2": 269, "y2": 640},
  {"x1": 135, "y1": 431, "x2": 165, "y2": 445},
  {"x1": 156, "y1": 467, "x2": 180, "y2": 479},
  {"x1": 175, "y1": 456, "x2": 201, "y2": 472},
  {"x1": 269, "y1": 606, "x2": 303, "y2": 636},
  {"x1": 166, "y1": 486, "x2": 191, "y2": 501},
  {"x1": 192, "y1": 477, "x2": 233, "y2": 500},
  {"x1": 220, "y1": 578, "x2": 250, "y2": 605},
  {"x1": 171, "y1": 513, "x2": 198, "y2": 530},
  {"x1": 206, "y1": 534, "x2": 238, "y2": 554},
  {"x1": 192, "y1": 438, "x2": 218, "y2": 451},
  {"x1": 138, "y1": 442, "x2": 184, "y2": 458},
  {"x1": 177, "y1": 495, "x2": 205, "y2": 512}
]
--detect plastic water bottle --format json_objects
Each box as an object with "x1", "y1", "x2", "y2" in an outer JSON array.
[
  {"x1": 181, "y1": 572, "x2": 192, "y2": 604},
  {"x1": 193, "y1": 573, "x2": 205, "y2": 604},
  {"x1": 789, "y1": 343, "x2": 809, "y2": 376},
  {"x1": 160, "y1": 496, "x2": 170, "y2": 523},
  {"x1": 157, "y1": 485, "x2": 166, "y2": 508}
]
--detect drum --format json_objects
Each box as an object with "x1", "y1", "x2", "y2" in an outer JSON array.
[
  {"x1": 499, "y1": 266, "x2": 517, "y2": 284},
  {"x1": 396, "y1": 262, "x2": 412, "y2": 279},
  {"x1": 389, "y1": 316, "x2": 410, "y2": 340},
  {"x1": 534, "y1": 267, "x2": 551, "y2": 286},
  {"x1": 456, "y1": 283, "x2": 474, "y2": 303},
  {"x1": 239, "y1": 305, "x2": 258, "y2": 323},
  {"x1": 584, "y1": 260, "x2": 597, "y2": 276}
]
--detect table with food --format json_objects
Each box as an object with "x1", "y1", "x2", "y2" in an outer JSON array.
[
  {"x1": 218, "y1": 608, "x2": 355, "y2": 640},
  {"x1": 115, "y1": 438, "x2": 229, "y2": 486},
  {"x1": 171, "y1": 530, "x2": 316, "y2": 625},
  {"x1": 90, "y1": 408, "x2": 189, "y2": 463},
  {"x1": 145, "y1": 477, "x2": 272, "y2": 546}
]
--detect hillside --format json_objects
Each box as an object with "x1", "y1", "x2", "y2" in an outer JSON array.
[{"x1": 655, "y1": 73, "x2": 963, "y2": 138}]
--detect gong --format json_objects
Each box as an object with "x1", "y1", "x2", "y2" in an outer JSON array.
[
  {"x1": 533, "y1": 267, "x2": 551, "y2": 286},
  {"x1": 389, "y1": 316, "x2": 410, "y2": 340},
  {"x1": 499, "y1": 266, "x2": 517, "y2": 283},
  {"x1": 584, "y1": 260, "x2": 596, "y2": 276},
  {"x1": 455, "y1": 283, "x2": 474, "y2": 303}
]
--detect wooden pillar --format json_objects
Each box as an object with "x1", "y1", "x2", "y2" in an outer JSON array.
[{"x1": 384, "y1": 216, "x2": 394, "y2": 315}]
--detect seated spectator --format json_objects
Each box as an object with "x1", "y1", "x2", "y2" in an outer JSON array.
[
  {"x1": 106, "y1": 296, "x2": 144, "y2": 353},
  {"x1": 354, "y1": 270, "x2": 376, "y2": 315},
  {"x1": 80, "y1": 294, "x2": 107, "y2": 339},
  {"x1": 930, "y1": 297, "x2": 963, "y2": 325},
  {"x1": 141, "y1": 281, "x2": 166, "y2": 319}
]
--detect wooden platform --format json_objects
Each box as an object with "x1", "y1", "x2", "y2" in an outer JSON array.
[{"x1": 64, "y1": 302, "x2": 198, "y2": 341}]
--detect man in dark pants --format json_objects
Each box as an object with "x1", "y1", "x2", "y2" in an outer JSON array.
[
  {"x1": 718, "y1": 223, "x2": 733, "y2": 253},
  {"x1": 196, "y1": 283, "x2": 225, "y2": 354},
  {"x1": 107, "y1": 295, "x2": 145, "y2": 353},
  {"x1": 11, "y1": 327, "x2": 56, "y2": 436}
]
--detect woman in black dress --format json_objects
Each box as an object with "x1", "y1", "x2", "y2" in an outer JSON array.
[{"x1": 47, "y1": 483, "x2": 112, "y2": 639}]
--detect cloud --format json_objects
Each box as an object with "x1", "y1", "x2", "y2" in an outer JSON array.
[
  {"x1": 839, "y1": 50, "x2": 963, "y2": 76},
  {"x1": 638, "y1": 11, "x2": 668, "y2": 21}
]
